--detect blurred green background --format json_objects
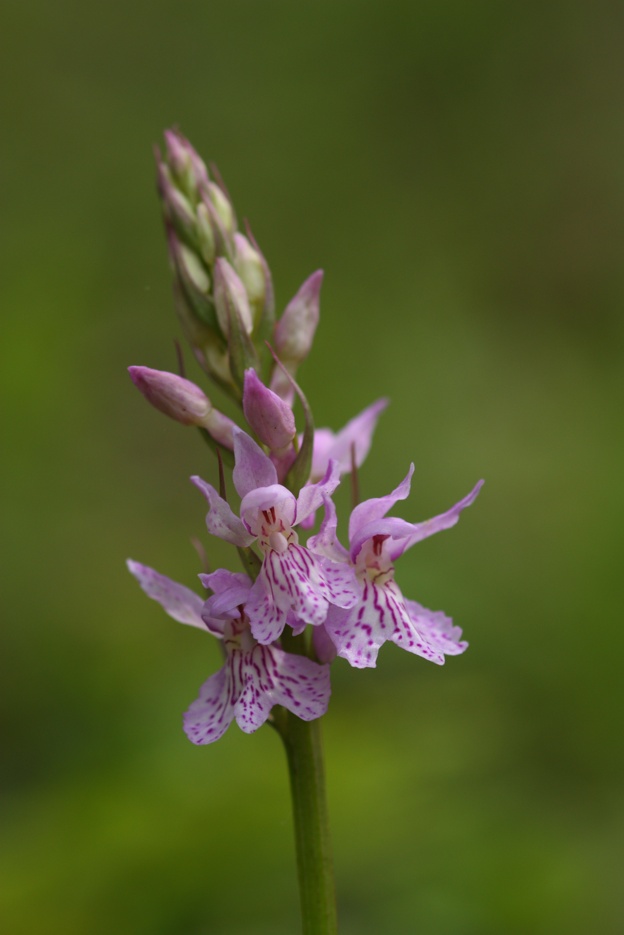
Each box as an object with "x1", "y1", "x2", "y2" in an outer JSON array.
[{"x1": 2, "y1": 1, "x2": 623, "y2": 933}]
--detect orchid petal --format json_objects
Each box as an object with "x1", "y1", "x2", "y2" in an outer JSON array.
[
  {"x1": 387, "y1": 479, "x2": 484, "y2": 560},
  {"x1": 296, "y1": 459, "x2": 341, "y2": 526},
  {"x1": 391, "y1": 599, "x2": 468, "y2": 663},
  {"x1": 262, "y1": 546, "x2": 330, "y2": 627},
  {"x1": 323, "y1": 579, "x2": 412, "y2": 668},
  {"x1": 310, "y1": 428, "x2": 335, "y2": 481},
  {"x1": 203, "y1": 583, "x2": 252, "y2": 620},
  {"x1": 263, "y1": 646, "x2": 331, "y2": 720},
  {"x1": 312, "y1": 623, "x2": 338, "y2": 663},
  {"x1": 349, "y1": 515, "x2": 420, "y2": 563},
  {"x1": 199, "y1": 569, "x2": 251, "y2": 595},
  {"x1": 307, "y1": 494, "x2": 350, "y2": 564},
  {"x1": 183, "y1": 664, "x2": 235, "y2": 744},
  {"x1": 348, "y1": 464, "x2": 414, "y2": 544},
  {"x1": 325, "y1": 398, "x2": 389, "y2": 474},
  {"x1": 234, "y1": 658, "x2": 274, "y2": 733},
  {"x1": 240, "y1": 484, "x2": 297, "y2": 535},
  {"x1": 314, "y1": 555, "x2": 359, "y2": 609},
  {"x1": 245, "y1": 566, "x2": 288, "y2": 644},
  {"x1": 232, "y1": 427, "x2": 277, "y2": 498},
  {"x1": 127, "y1": 561, "x2": 206, "y2": 630},
  {"x1": 191, "y1": 475, "x2": 254, "y2": 546}
]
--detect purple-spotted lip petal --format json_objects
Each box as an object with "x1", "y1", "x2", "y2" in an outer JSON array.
[{"x1": 240, "y1": 484, "x2": 297, "y2": 535}]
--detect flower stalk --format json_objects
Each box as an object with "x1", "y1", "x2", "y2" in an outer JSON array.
[
  {"x1": 281, "y1": 712, "x2": 337, "y2": 935},
  {"x1": 277, "y1": 629, "x2": 337, "y2": 935}
]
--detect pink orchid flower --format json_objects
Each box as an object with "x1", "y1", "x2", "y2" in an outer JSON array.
[
  {"x1": 191, "y1": 428, "x2": 358, "y2": 645},
  {"x1": 308, "y1": 467, "x2": 483, "y2": 668},
  {"x1": 127, "y1": 563, "x2": 331, "y2": 743}
]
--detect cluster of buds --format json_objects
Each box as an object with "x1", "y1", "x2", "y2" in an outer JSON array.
[
  {"x1": 156, "y1": 130, "x2": 274, "y2": 394},
  {"x1": 127, "y1": 130, "x2": 483, "y2": 744}
]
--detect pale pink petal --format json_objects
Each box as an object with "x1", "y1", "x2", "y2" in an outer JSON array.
[
  {"x1": 307, "y1": 494, "x2": 350, "y2": 564},
  {"x1": 393, "y1": 599, "x2": 468, "y2": 663},
  {"x1": 191, "y1": 475, "x2": 254, "y2": 546},
  {"x1": 349, "y1": 515, "x2": 418, "y2": 563},
  {"x1": 312, "y1": 624, "x2": 338, "y2": 663},
  {"x1": 296, "y1": 459, "x2": 341, "y2": 526},
  {"x1": 245, "y1": 566, "x2": 289, "y2": 644},
  {"x1": 232, "y1": 427, "x2": 277, "y2": 498},
  {"x1": 203, "y1": 581, "x2": 252, "y2": 620},
  {"x1": 323, "y1": 579, "x2": 412, "y2": 668},
  {"x1": 199, "y1": 569, "x2": 251, "y2": 594},
  {"x1": 314, "y1": 555, "x2": 359, "y2": 609},
  {"x1": 263, "y1": 546, "x2": 330, "y2": 627},
  {"x1": 183, "y1": 664, "x2": 236, "y2": 744},
  {"x1": 127, "y1": 560, "x2": 206, "y2": 630},
  {"x1": 387, "y1": 479, "x2": 484, "y2": 560},
  {"x1": 348, "y1": 464, "x2": 414, "y2": 544},
  {"x1": 325, "y1": 398, "x2": 389, "y2": 474},
  {"x1": 234, "y1": 661, "x2": 274, "y2": 733},
  {"x1": 287, "y1": 611, "x2": 308, "y2": 637},
  {"x1": 310, "y1": 428, "x2": 336, "y2": 480},
  {"x1": 262, "y1": 646, "x2": 331, "y2": 720},
  {"x1": 240, "y1": 484, "x2": 297, "y2": 535}
]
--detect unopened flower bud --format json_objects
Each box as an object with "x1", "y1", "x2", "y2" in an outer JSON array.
[
  {"x1": 128, "y1": 366, "x2": 235, "y2": 449},
  {"x1": 163, "y1": 129, "x2": 209, "y2": 201},
  {"x1": 213, "y1": 258, "x2": 253, "y2": 337},
  {"x1": 208, "y1": 181, "x2": 236, "y2": 236},
  {"x1": 156, "y1": 162, "x2": 197, "y2": 244},
  {"x1": 233, "y1": 233, "x2": 265, "y2": 323},
  {"x1": 179, "y1": 242, "x2": 210, "y2": 294},
  {"x1": 274, "y1": 270, "x2": 323, "y2": 364},
  {"x1": 196, "y1": 202, "x2": 216, "y2": 265},
  {"x1": 243, "y1": 368, "x2": 296, "y2": 451},
  {"x1": 129, "y1": 366, "x2": 211, "y2": 426}
]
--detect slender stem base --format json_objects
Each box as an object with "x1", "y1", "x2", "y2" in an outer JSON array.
[{"x1": 280, "y1": 712, "x2": 338, "y2": 935}]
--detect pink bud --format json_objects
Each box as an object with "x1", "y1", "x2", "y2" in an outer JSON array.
[
  {"x1": 274, "y1": 270, "x2": 323, "y2": 364},
  {"x1": 128, "y1": 366, "x2": 212, "y2": 426},
  {"x1": 163, "y1": 129, "x2": 210, "y2": 192},
  {"x1": 243, "y1": 368, "x2": 296, "y2": 451},
  {"x1": 129, "y1": 366, "x2": 236, "y2": 448}
]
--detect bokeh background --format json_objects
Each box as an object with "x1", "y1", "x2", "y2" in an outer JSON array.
[{"x1": 2, "y1": 2, "x2": 623, "y2": 933}]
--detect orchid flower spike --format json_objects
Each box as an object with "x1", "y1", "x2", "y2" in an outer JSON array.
[
  {"x1": 127, "y1": 563, "x2": 331, "y2": 743},
  {"x1": 308, "y1": 469, "x2": 484, "y2": 668},
  {"x1": 191, "y1": 428, "x2": 359, "y2": 645}
]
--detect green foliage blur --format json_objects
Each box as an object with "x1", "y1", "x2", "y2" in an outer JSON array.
[{"x1": 2, "y1": 2, "x2": 623, "y2": 933}]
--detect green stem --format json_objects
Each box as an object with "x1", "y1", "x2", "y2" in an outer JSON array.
[
  {"x1": 276, "y1": 629, "x2": 338, "y2": 934},
  {"x1": 280, "y1": 713, "x2": 338, "y2": 935}
]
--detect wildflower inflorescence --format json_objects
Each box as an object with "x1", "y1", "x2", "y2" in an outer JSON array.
[{"x1": 127, "y1": 129, "x2": 483, "y2": 744}]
